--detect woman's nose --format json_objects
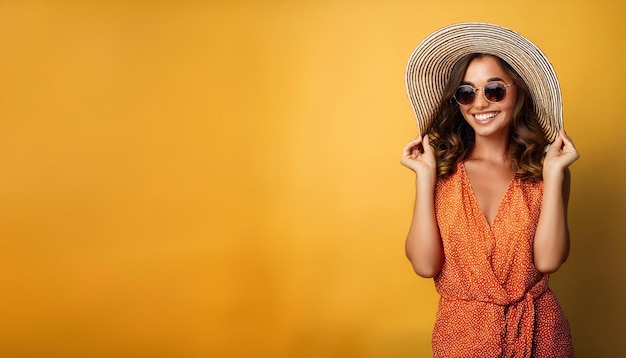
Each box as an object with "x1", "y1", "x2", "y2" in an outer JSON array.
[{"x1": 472, "y1": 89, "x2": 489, "y2": 108}]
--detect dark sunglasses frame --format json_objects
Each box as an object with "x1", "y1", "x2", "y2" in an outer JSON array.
[{"x1": 453, "y1": 81, "x2": 513, "y2": 106}]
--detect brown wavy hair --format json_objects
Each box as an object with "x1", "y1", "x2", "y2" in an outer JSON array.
[{"x1": 426, "y1": 54, "x2": 549, "y2": 180}]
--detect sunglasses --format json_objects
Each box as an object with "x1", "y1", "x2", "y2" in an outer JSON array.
[{"x1": 453, "y1": 81, "x2": 513, "y2": 106}]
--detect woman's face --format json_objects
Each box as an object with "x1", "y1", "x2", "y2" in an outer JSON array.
[{"x1": 458, "y1": 55, "x2": 517, "y2": 140}]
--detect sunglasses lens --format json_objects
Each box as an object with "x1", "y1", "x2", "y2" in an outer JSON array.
[
  {"x1": 484, "y1": 82, "x2": 508, "y2": 102},
  {"x1": 455, "y1": 86, "x2": 475, "y2": 105}
]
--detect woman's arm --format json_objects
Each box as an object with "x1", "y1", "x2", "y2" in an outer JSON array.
[
  {"x1": 533, "y1": 130, "x2": 579, "y2": 273},
  {"x1": 401, "y1": 135, "x2": 444, "y2": 278}
]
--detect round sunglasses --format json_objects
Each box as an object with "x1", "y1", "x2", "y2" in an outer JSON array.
[{"x1": 453, "y1": 81, "x2": 513, "y2": 106}]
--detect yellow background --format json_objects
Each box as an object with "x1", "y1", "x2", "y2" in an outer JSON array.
[{"x1": 1, "y1": 1, "x2": 624, "y2": 357}]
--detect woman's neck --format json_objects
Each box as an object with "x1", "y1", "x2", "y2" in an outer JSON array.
[{"x1": 469, "y1": 135, "x2": 511, "y2": 164}]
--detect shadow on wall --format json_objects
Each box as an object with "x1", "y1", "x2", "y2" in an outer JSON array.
[{"x1": 551, "y1": 152, "x2": 626, "y2": 357}]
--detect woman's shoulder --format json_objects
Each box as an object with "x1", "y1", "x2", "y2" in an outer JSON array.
[
  {"x1": 435, "y1": 161, "x2": 464, "y2": 194},
  {"x1": 519, "y1": 175, "x2": 543, "y2": 186},
  {"x1": 518, "y1": 176, "x2": 544, "y2": 200},
  {"x1": 436, "y1": 161, "x2": 463, "y2": 181}
]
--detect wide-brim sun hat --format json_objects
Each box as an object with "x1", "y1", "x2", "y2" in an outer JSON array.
[{"x1": 405, "y1": 22, "x2": 562, "y2": 142}]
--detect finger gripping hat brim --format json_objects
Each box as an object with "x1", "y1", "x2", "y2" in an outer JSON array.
[{"x1": 405, "y1": 22, "x2": 562, "y2": 142}]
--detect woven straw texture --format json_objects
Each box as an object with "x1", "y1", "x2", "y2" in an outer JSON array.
[{"x1": 405, "y1": 22, "x2": 562, "y2": 142}]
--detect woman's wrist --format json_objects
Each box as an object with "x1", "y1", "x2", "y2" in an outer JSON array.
[{"x1": 542, "y1": 165, "x2": 566, "y2": 183}]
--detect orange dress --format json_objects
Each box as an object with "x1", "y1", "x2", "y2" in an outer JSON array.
[{"x1": 432, "y1": 162, "x2": 574, "y2": 357}]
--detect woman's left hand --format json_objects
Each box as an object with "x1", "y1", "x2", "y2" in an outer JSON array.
[{"x1": 543, "y1": 130, "x2": 579, "y2": 177}]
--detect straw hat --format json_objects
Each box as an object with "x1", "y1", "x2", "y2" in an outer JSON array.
[{"x1": 405, "y1": 22, "x2": 562, "y2": 142}]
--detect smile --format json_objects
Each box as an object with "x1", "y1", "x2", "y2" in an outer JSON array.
[{"x1": 473, "y1": 112, "x2": 499, "y2": 122}]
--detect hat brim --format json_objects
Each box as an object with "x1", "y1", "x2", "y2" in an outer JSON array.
[{"x1": 405, "y1": 22, "x2": 562, "y2": 142}]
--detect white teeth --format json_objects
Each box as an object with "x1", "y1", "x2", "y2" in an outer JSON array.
[{"x1": 474, "y1": 112, "x2": 498, "y2": 121}]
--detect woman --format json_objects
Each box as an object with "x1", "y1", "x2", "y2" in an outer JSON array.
[{"x1": 401, "y1": 23, "x2": 578, "y2": 357}]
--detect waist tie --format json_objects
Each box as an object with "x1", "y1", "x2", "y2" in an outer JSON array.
[{"x1": 501, "y1": 278, "x2": 549, "y2": 358}]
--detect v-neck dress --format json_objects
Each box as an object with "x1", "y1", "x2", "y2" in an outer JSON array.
[{"x1": 432, "y1": 162, "x2": 574, "y2": 357}]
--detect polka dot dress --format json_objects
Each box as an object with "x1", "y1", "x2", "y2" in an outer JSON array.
[{"x1": 432, "y1": 162, "x2": 574, "y2": 357}]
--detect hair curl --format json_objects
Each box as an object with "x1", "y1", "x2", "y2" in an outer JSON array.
[{"x1": 426, "y1": 54, "x2": 548, "y2": 180}]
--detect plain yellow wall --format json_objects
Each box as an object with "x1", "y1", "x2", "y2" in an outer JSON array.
[{"x1": 1, "y1": 1, "x2": 624, "y2": 357}]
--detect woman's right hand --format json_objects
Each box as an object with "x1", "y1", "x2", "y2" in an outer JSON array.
[
  {"x1": 401, "y1": 134, "x2": 437, "y2": 176},
  {"x1": 402, "y1": 134, "x2": 443, "y2": 278}
]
